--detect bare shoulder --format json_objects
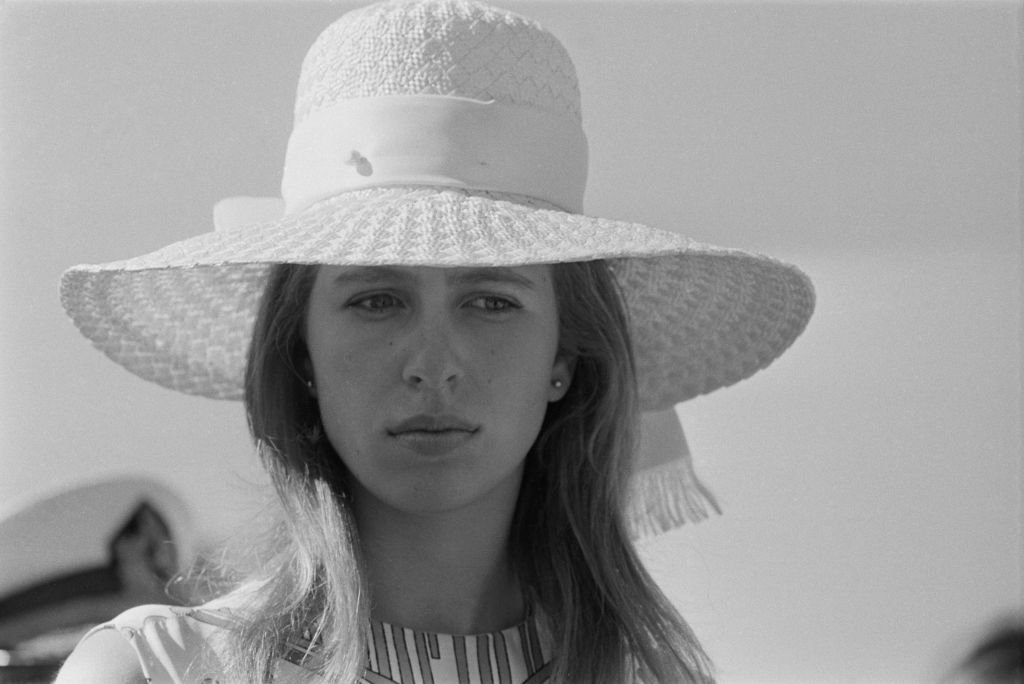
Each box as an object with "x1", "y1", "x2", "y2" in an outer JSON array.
[{"x1": 54, "y1": 627, "x2": 146, "y2": 684}]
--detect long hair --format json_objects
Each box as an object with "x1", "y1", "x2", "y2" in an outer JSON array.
[
  {"x1": 515, "y1": 262, "x2": 713, "y2": 682},
  {"x1": 209, "y1": 260, "x2": 713, "y2": 682},
  {"x1": 209, "y1": 262, "x2": 367, "y2": 682}
]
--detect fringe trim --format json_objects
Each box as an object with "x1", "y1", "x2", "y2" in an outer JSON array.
[{"x1": 626, "y1": 459, "x2": 722, "y2": 541}]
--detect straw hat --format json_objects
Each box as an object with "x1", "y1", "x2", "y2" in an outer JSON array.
[{"x1": 59, "y1": 0, "x2": 814, "y2": 535}]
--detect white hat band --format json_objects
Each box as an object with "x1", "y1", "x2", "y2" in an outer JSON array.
[{"x1": 281, "y1": 95, "x2": 589, "y2": 215}]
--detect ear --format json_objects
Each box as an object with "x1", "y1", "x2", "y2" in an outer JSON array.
[{"x1": 548, "y1": 355, "x2": 574, "y2": 402}]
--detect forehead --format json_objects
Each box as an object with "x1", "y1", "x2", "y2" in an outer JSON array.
[{"x1": 316, "y1": 264, "x2": 554, "y2": 290}]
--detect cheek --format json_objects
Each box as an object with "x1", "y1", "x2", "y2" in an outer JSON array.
[
  {"x1": 486, "y1": 335, "x2": 557, "y2": 404},
  {"x1": 316, "y1": 348, "x2": 383, "y2": 410},
  {"x1": 311, "y1": 347, "x2": 385, "y2": 447},
  {"x1": 309, "y1": 322, "x2": 388, "y2": 387}
]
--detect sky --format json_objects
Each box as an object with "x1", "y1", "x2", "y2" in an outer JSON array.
[{"x1": 1, "y1": 1, "x2": 1021, "y2": 681}]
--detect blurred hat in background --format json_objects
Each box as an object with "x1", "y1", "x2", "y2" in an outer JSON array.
[{"x1": 0, "y1": 477, "x2": 192, "y2": 681}]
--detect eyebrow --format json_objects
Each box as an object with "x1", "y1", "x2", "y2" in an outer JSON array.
[
  {"x1": 330, "y1": 266, "x2": 414, "y2": 287},
  {"x1": 331, "y1": 266, "x2": 537, "y2": 290},
  {"x1": 446, "y1": 267, "x2": 537, "y2": 290}
]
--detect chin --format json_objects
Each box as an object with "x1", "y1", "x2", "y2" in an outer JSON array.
[{"x1": 370, "y1": 467, "x2": 523, "y2": 518}]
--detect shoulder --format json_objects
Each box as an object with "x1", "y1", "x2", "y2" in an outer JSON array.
[
  {"x1": 55, "y1": 623, "x2": 145, "y2": 684},
  {"x1": 56, "y1": 603, "x2": 235, "y2": 684}
]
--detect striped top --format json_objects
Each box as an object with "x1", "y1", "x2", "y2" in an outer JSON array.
[
  {"x1": 83, "y1": 604, "x2": 552, "y2": 683},
  {"x1": 358, "y1": 616, "x2": 550, "y2": 684}
]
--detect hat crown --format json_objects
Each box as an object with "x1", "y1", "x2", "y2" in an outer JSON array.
[{"x1": 294, "y1": 0, "x2": 582, "y2": 125}]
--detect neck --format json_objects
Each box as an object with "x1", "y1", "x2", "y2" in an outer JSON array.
[{"x1": 352, "y1": 475, "x2": 525, "y2": 635}]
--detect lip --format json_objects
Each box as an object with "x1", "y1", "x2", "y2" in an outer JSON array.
[
  {"x1": 387, "y1": 414, "x2": 479, "y2": 456},
  {"x1": 388, "y1": 414, "x2": 478, "y2": 435}
]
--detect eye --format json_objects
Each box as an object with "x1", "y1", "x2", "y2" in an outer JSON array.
[
  {"x1": 349, "y1": 292, "x2": 404, "y2": 315},
  {"x1": 465, "y1": 295, "x2": 520, "y2": 313}
]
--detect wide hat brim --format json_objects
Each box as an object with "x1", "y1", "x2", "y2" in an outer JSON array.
[{"x1": 61, "y1": 186, "x2": 815, "y2": 411}]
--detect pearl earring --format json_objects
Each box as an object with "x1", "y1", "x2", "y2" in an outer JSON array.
[{"x1": 552, "y1": 379, "x2": 564, "y2": 389}]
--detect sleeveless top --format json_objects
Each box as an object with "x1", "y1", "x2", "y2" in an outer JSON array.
[{"x1": 83, "y1": 604, "x2": 553, "y2": 683}]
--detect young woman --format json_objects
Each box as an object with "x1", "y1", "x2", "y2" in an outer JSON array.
[{"x1": 56, "y1": 1, "x2": 814, "y2": 682}]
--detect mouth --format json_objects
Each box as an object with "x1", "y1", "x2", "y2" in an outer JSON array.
[
  {"x1": 387, "y1": 414, "x2": 478, "y2": 435},
  {"x1": 387, "y1": 415, "x2": 479, "y2": 455}
]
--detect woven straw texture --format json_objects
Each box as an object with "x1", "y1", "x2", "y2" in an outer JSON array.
[
  {"x1": 294, "y1": 0, "x2": 581, "y2": 123},
  {"x1": 61, "y1": 186, "x2": 814, "y2": 410}
]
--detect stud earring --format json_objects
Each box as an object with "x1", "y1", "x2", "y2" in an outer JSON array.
[{"x1": 552, "y1": 379, "x2": 564, "y2": 389}]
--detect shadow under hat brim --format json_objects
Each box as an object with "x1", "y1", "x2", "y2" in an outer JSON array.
[{"x1": 60, "y1": 186, "x2": 815, "y2": 409}]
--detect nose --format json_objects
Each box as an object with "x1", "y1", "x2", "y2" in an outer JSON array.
[{"x1": 401, "y1": 314, "x2": 462, "y2": 392}]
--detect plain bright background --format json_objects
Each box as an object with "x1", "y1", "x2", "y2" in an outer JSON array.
[{"x1": 1, "y1": 2, "x2": 1020, "y2": 681}]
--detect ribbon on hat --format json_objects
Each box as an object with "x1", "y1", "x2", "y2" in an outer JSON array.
[
  {"x1": 630, "y1": 408, "x2": 720, "y2": 538},
  {"x1": 214, "y1": 95, "x2": 589, "y2": 228},
  {"x1": 282, "y1": 95, "x2": 589, "y2": 215}
]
